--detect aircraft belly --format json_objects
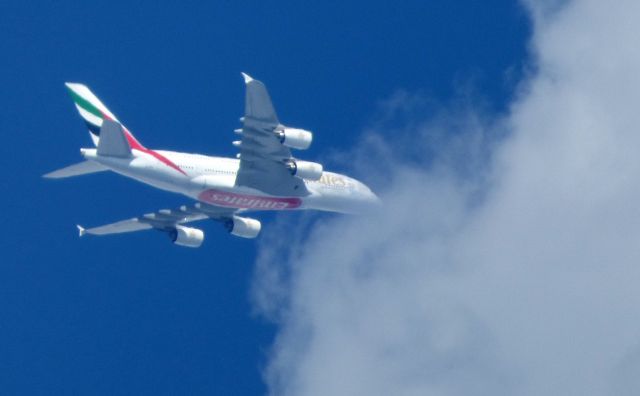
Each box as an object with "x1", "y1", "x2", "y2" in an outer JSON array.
[{"x1": 301, "y1": 184, "x2": 372, "y2": 214}]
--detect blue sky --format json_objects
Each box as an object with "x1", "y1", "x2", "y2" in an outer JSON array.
[{"x1": 0, "y1": 1, "x2": 529, "y2": 394}]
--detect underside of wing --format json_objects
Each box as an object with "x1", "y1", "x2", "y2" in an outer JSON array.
[
  {"x1": 77, "y1": 203, "x2": 262, "y2": 247},
  {"x1": 235, "y1": 74, "x2": 310, "y2": 196},
  {"x1": 79, "y1": 205, "x2": 212, "y2": 236}
]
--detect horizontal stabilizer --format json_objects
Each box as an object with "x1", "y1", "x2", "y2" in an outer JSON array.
[
  {"x1": 97, "y1": 120, "x2": 132, "y2": 157},
  {"x1": 43, "y1": 160, "x2": 107, "y2": 179}
]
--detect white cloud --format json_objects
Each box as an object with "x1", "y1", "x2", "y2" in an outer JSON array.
[{"x1": 252, "y1": 1, "x2": 640, "y2": 395}]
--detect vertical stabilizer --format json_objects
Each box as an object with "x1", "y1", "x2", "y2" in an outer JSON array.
[{"x1": 65, "y1": 83, "x2": 120, "y2": 146}]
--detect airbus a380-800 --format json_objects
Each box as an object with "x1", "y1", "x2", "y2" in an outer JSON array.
[{"x1": 45, "y1": 74, "x2": 379, "y2": 247}]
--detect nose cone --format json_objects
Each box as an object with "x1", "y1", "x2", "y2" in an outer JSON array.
[
  {"x1": 365, "y1": 190, "x2": 382, "y2": 209},
  {"x1": 355, "y1": 180, "x2": 382, "y2": 210},
  {"x1": 368, "y1": 190, "x2": 382, "y2": 205},
  {"x1": 313, "y1": 174, "x2": 382, "y2": 214}
]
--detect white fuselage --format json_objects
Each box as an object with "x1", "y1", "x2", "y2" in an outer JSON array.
[{"x1": 81, "y1": 148, "x2": 379, "y2": 214}]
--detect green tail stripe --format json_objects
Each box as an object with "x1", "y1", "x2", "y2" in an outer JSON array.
[{"x1": 66, "y1": 87, "x2": 103, "y2": 119}]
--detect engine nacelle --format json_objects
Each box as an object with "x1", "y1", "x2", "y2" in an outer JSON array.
[
  {"x1": 225, "y1": 216, "x2": 261, "y2": 239},
  {"x1": 168, "y1": 225, "x2": 205, "y2": 248},
  {"x1": 286, "y1": 160, "x2": 323, "y2": 181},
  {"x1": 277, "y1": 128, "x2": 313, "y2": 150}
]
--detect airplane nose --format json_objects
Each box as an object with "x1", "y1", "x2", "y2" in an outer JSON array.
[
  {"x1": 347, "y1": 178, "x2": 382, "y2": 211},
  {"x1": 358, "y1": 182, "x2": 381, "y2": 206},
  {"x1": 367, "y1": 189, "x2": 382, "y2": 206}
]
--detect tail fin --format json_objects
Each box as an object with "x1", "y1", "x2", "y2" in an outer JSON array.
[{"x1": 65, "y1": 83, "x2": 122, "y2": 147}]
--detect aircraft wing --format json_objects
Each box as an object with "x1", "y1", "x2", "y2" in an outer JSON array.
[
  {"x1": 234, "y1": 73, "x2": 308, "y2": 196},
  {"x1": 78, "y1": 203, "x2": 237, "y2": 236}
]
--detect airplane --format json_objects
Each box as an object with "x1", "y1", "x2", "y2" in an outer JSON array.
[{"x1": 44, "y1": 73, "x2": 379, "y2": 247}]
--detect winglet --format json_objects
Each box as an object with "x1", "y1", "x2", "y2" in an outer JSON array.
[
  {"x1": 77, "y1": 225, "x2": 86, "y2": 237},
  {"x1": 241, "y1": 72, "x2": 253, "y2": 84}
]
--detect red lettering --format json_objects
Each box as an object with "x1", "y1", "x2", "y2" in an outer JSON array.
[{"x1": 198, "y1": 189, "x2": 301, "y2": 210}]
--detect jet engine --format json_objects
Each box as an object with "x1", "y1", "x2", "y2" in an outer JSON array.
[
  {"x1": 168, "y1": 225, "x2": 205, "y2": 248},
  {"x1": 225, "y1": 216, "x2": 262, "y2": 238},
  {"x1": 286, "y1": 159, "x2": 323, "y2": 181},
  {"x1": 276, "y1": 128, "x2": 313, "y2": 150}
]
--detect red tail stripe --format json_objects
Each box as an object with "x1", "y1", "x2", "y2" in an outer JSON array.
[{"x1": 100, "y1": 112, "x2": 187, "y2": 176}]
